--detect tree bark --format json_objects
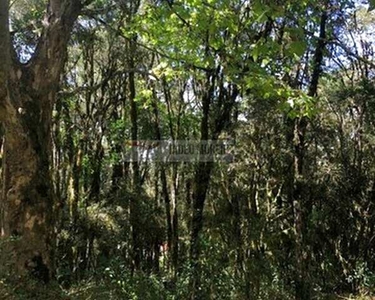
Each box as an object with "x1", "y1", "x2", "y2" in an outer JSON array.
[
  {"x1": 0, "y1": 0, "x2": 83, "y2": 281},
  {"x1": 189, "y1": 71, "x2": 238, "y2": 299},
  {"x1": 293, "y1": 9, "x2": 327, "y2": 300}
]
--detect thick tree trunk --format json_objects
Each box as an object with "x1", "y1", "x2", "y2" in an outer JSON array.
[
  {"x1": 2, "y1": 93, "x2": 54, "y2": 281},
  {"x1": 0, "y1": 0, "x2": 83, "y2": 280}
]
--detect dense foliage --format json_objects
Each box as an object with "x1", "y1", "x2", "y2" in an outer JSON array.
[{"x1": 1, "y1": 0, "x2": 375, "y2": 299}]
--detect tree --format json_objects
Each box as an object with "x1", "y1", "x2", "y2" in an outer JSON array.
[{"x1": 0, "y1": 0, "x2": 87, "y2": 281}]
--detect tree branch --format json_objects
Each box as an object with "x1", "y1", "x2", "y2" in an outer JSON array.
[{"x1": 28, "y1": 0, "x2": 86, "y2": 90}]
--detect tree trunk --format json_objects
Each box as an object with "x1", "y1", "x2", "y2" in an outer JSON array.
[
  {"x1": 2, "y1": 93, "x2": 55, "y2": 281},
  {"x1": 293, "y1": 10, "x2": 327, "y2": 300},
  {"x1": 128, "y1": 37, "x2": 142, "y2": 272},
  {"x1": 150, "y1": 83, "x2": 174, "y2": 271},
  {"x1": 189, "y1": 72, "x2": 238, "y2": 299},
  {"x1": 0, "y1": 0, "x2": 83, "y2": 281},
  {"x1": 189, "y1": 72, "x2": 214, "y2": 299}
]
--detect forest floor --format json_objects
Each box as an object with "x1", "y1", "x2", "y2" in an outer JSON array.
[
  {"x1": 1, "y1": 280, "x2": 374, "y2": 300},
  {"x1": 1, "y1": 277, "x2": 375, "y2": 300}
]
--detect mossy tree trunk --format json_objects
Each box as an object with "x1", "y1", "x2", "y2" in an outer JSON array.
[{"x1": 0, "y1": 0, "x2": 84, "y2": 281}]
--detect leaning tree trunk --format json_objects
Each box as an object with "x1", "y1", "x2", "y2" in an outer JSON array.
[
  {"x1": 0, "y1": 0, "x2": 83, "y2": 281},
  {"x1": 189, "y1": 70, "x2": 238, "y2": 299}
]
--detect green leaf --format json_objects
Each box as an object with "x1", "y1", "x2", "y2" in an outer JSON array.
[
  {"x1": 289, "y1": 41, "x2": 307, "y2": 57},
  {"x1": 251, "y1": 46, "x2": 259, "y2": 61}
]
